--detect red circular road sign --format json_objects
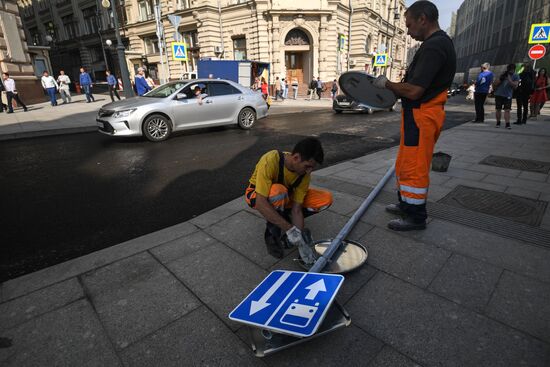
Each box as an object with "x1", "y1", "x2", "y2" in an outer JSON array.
[{"x1": 529, "y1": 44, "x2": 546, "y2": 60}]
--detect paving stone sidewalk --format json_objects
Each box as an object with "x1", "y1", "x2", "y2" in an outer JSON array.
[{"x1": 1, "y1": 109, "x2": 550, "y2": 366}]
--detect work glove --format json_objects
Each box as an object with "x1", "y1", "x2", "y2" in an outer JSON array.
[
  {"x1": 286, "y1": 226, "x2": 305, "y2": 247},
  {"x1": 299, "y1": 228, "x2": 317, "y2": 266},
  {"x1": 373, "y1": 75, "x2": 389, "y2": 89}
]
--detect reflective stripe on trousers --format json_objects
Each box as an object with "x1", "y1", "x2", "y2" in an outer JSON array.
[
  {"x1": 395, "y1": 90, "x2": 448, "y2": 217},
  {"x1": 244, "y1": 183, "x2": 333, "y2": 212}
]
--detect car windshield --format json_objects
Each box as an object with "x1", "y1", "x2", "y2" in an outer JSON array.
[{"x1": 143, "y1": 82, "x2": 187, "y2": 98}]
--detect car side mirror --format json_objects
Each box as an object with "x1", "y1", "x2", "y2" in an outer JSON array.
[{"x1": 176, "y1": 93, "x2": 187, "y2": 100}]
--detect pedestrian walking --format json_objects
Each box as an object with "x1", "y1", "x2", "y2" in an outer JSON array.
[
  {"x1": 308, "y1": 78, "x2": 316, "y2": 100},
  {"x1": 106, "y1": 70, "x2": 121, "y2": 102},
  {"x1": 260, "y1": 77, "x2": 268, "y2": 100},
  {"x1": 134, "y1": 67, "x2": 151, "y2": 96},
  {"x1": 466, "y1": 81, "x2": 475, "y2": 101},
  {"x1": 56, "y1": 70, "x2": 72, "y2": 104},
  {"x1": 530, "y1": 68, "x2": 548, "y2": 120},
  {"x1": 292, "y1": 78, "x2": 298, "y2": 99},
  {"x1": 372, "y1": 0, "x2": 456, "y2": 231},
  {"x1": 0, "y1": 76, "x2": 7, "y2": 112},
  {"x1": 275, "y1": 76, "x2": 282, "y2": 101},
  {"x1": 283, "y1": 78, "x2": 289, "y2": 99},
  {"x1": 316, "y1": 77, "x2": 324, "y2": 99},
  {"x1": 473, "y1": 62, "x2": 493, "y2": 122},
  {"x1": 2, "y1": 72, "x2": 28, "y2": 113},
  {"x1": 79, "y1": 67, "x2": 95, "y2": 103},
  {"x1": 493, "y1": 64, "x2": 520, "y2": 129},
  {"x1": 252, "y1": 77, "x2": 260, "y2": 91},
  {"x1": 514, "y1": 64, "x2": 534, "y2": 124},
  {"x1": 330, "y1": 79, "x2": 338, "y2": 100},
  {"x1": 41, "y1": 71, "x2": 59, "y2": 106},
  {"x1": 146, "y1": 75, "x2": 156, "y2": 89}
]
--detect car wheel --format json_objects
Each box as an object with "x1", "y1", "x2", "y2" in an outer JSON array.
[
  {"x1": 143, "y1": 114, "x2": 172, "y2": 142},
  {"x1": 367, "y1": 108, "x2": 374, "y2": 115},
  {"x1": 334, "y1": 109, "x2": 343, "y2": 114},
  {"x1": 238, "y1": 107, "x2": 256, "y2": 129}
]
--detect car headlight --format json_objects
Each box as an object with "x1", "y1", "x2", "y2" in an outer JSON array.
[{"x1": 112, "y1": 109, "x2": 136, "y2": 118}]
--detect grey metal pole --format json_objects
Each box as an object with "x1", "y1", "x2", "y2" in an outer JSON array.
[
  {"x1": 109, "y1": 0, "x2": 134, "y2": 98},
  {"x1": 309, "y1": 165, "x2": 395, "y2": 273}
]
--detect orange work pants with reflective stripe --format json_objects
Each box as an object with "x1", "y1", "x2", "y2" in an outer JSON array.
[
  {"x1": 245, "y1": 184, "x2": 333, "y2": 214},
  {"x1": 395, "y1": 90, "x2": 447, "y2": 222}
]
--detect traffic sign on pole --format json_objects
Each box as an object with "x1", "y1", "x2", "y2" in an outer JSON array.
[
  {"x1": 529, "y1": 23, "x2": 550, "y2": 44},
  {"x1": 373, "y1": 53, "x2": 388, "y2": 67},
  {"x1": 171, "y1": 42, "x2": 187, "y2": 61},
  {"x1": 528, "y1": 44, "x2": 546, "y2": 60},
  {"x1": 229, "y1": 270, "x2": 344, "y2": 337}
]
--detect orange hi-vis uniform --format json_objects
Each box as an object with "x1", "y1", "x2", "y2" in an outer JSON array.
[
  {"x1": 395, "y1": 90, "x2": 448, "y2": 221},
  {"x1": 244, "y1": 150, "x2": 332, "y2": 214}
]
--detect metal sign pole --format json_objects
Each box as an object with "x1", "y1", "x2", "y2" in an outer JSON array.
[
  {"x1": 154, "y1": 5, "x2": 166, "y2": 84},
  {"x1": 310, "y1": 165, "x2": 395, "y2": 272}
]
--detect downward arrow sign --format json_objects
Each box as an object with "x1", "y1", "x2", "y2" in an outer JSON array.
[
  {"x1": 305, "y1": 279, "x2": 326, "y2": 300},
  {"x1": 249, "y1": 272, "x2": 291, "y2": 315}
]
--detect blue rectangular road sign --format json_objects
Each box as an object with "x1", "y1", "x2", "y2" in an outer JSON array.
[
  {"x1": 529, "y1": 23, "x2": 550, "y2": 44},
  {"x1": 229, "y1": 270, "x2": 344, "y2": 337}
]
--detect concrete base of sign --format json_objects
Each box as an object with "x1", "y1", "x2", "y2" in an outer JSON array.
[{"x1": 245, "y1": 301, "x2": 351, "y2": 357}]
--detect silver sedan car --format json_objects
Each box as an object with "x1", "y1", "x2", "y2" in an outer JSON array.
[{"x1": 97, "y1": 79, "x2": 268, "y2": 142}]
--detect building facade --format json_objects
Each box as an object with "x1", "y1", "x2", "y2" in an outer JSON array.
[
  {"x1": 1, "y1": 0, "x2": 45, "y2": 103},
  {"x1": 17, "y1": 0, "x2": 124, "y2": 83},
  {"x1": 126, "y1": 0, "x2": 407, "y2": 89},
  {"x1": 453, "y1": 0, "x2": 550, "y2": 83}
]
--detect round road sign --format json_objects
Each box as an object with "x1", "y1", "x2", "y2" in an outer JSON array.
[{"x1": 528, "y1": 44, "x2": 546, "y2": 60}]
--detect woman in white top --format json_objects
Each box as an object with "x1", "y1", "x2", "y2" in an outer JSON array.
[{"x1": 56, "y1": 70, "x2": 72, "y2": 104}]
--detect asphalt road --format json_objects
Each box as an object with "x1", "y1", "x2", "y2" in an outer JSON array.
[{"x1": 0, "y1": 99, "x2": 473, "y2": 281}]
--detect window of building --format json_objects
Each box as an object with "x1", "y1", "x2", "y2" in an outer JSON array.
[
  {"x1": 176, "y1": 0, "x2": 190, "y2": 10},
  {"x1": 284, "y1": 29, "x2": 310, "y2": 45},
  {"x1": 143, "y1": 36, "x2": 159, "y2": 54},
  {"x1": 233, "y1": 37, "x2": 246, "y2": 60},
  {"x1": 62, "y1": 15, "x2": 78, "y2": 39},
  {"x1": 29, "y1": 27, "x2": 41, "y2": 45},
  {"x1": 82, "y1": 6, "x2": 99, "y2": 34},
  {"x1": 365, "y1": 35, "x2": 372, "y2": 53},
  {"x1": 138, "y1": 0, "x2": 156, "y2": 21},
  {"x1": 89, "y1": 47, "x2": 103, "y2": 63},
  {"x1": 182, "y1": 30, "x2": 199, "y2": 48}
]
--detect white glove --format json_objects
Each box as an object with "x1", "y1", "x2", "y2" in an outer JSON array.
[
  {"x1": 373, "y1": 75, "x2": 389, "y2": 89},
  {"x1": 286, "y1": 226, "x2": 305, "y2": 247}
]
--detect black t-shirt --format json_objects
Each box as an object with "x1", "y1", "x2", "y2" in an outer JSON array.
[{"x1": 405, "y1": 30, "x2": 456, "y2": 103}]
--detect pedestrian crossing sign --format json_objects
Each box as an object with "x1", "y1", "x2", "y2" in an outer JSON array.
[
  {"x1": 374, "y1": 53, "x2": 388, "y2": 66},
  {"x1": 172, "y1": 42, "x2": 188, "y2": 60},
  {"x1": 529, "y1": 23, "x2": 550, "y2": 44}
]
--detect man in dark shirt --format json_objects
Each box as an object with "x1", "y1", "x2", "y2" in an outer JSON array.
[{"x1": 373, "y1": 0, "x2": 456, "y2": 231}]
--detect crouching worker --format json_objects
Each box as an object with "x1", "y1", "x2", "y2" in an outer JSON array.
[{"x1": 244, "y1": 137, "x2": 333, "y2": 264}]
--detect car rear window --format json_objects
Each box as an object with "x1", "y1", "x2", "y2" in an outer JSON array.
[{"x1": 208, "y1": 83, "x2": 241, "y2": 96}]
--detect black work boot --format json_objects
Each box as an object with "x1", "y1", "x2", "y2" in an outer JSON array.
[
  {"x1": 387, "y1": 217, "x2": 426, "y2": 231},
  {"x1": 264, "y1": 222, "x2": 284, "y2": 258},
  {"x1": 385, "y1": 203, "x2": 406, "y2": 216}
]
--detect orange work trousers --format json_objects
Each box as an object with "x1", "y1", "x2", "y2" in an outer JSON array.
[
  {"x1": 245, "y1": 183, "x2": 333, "y2": 214},
  {"x1": 395, "y1": 90, "x2": 447, "y2": 221}
]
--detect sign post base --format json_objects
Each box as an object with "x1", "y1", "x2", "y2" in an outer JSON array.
[{"x1": 245, "y1": 300, "x2": 351, "y2": 357}]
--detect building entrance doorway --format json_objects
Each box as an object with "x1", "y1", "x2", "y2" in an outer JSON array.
[{"x1": 285, "y1": 52, "x2": 306, "y2": 85}]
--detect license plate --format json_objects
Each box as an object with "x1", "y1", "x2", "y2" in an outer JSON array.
[
  {"x1": 339, "y1": 102, "x2": 350, "y2": 106},
  {"x1": 96, "y1": 120, "x2": 104, "y2": 128}
]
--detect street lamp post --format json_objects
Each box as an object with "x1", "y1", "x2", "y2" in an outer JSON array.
[{"x1": 101, "y1": 0, "x2": 134, "y2": 98}]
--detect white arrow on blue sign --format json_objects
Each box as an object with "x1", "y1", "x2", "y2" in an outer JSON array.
[{"x1": 229, "y1": 270, "x2": 344, "y2": 337}]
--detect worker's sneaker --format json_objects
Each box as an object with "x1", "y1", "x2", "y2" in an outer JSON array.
[
  {"x1": 387, "y1": 218, "x2": 426, "y2": 231},
  {"x1": 385, "y1": 203, "x2": 406, "y2": 216}
]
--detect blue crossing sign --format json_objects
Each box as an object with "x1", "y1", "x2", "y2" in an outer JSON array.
[
  {"x1": 171, "y1": 42, "x2": 188, "y2": 61},
  {"x1": 529, "y1": 23, "x2": 550, "y2": 44},
  {"x1": 374, "y1": 53, "x2": 388, "y2": 66},
  {"x1": 229, "y1": 270, "x2": 344, "y2": 337}
]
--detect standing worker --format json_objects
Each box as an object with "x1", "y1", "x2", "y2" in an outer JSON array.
[
  {"x1": 41, "y1": 71, "x2": 59, "y2": 106},
  {"x1": 244, "y1": 138, "x2": 333, "y2": 263},
  {"x1": 473, "y1": 63, "x2": 493, "y2": 123},
  {"x1": 106, "y1": 70, "x2": 121, "y2": 102},
  {"x1": 373, "y1": 0, "x2": 456, "y2": 231},
  {"x1": 56, "y1": 70, "x2": 72, "y2": 104}
]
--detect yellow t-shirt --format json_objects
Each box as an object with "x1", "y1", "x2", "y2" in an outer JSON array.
[{"x1": 249, "y1": 150, "x2": 310, "y2": 204}]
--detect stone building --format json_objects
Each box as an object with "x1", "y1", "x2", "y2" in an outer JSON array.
[
  {"x1": 16, "y1": 0, "x2": 408, "y2": 92},
  {"x1": 453, "y1": 0, "x2": 550, "y2": 83},
  {"x1": 1, "y1": 0, "x2": 45, "y2": 103}
]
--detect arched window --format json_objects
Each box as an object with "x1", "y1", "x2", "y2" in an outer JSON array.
[{"x1": 284, "y1": 28, "x2": 310, "y2": 46}]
